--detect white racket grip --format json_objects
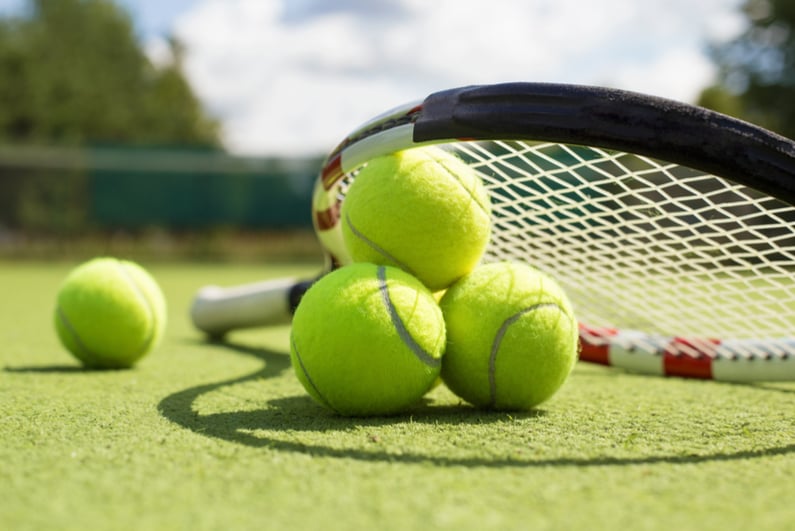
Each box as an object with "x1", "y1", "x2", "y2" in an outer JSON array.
[{"x1": 191, "y1": 277, "x2": 297, "y2": 336}]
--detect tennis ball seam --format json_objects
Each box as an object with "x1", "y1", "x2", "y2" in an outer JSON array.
[
  {"x1": 432, "y1": 157, "x2": 490, "y2": 217},
  {"x1": 55, "y1": 306, "x2": 95, "y2": 361},
  {"x1": 488, "y1": 302, "x2": 574, "y2": 407},
  {"x1": 376, "y1": 265, "x2": 442, "y2": 368},
  {"x1": 343, "y1": 212, "x2": 417, "y2": 276},
  {"x1": 290, "y1": 337, "x2": 339, "y2": 413}
]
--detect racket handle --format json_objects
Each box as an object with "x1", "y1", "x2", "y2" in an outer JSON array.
[{"x1": 190, "y1": 277, "x2": 312, "y2": 337}]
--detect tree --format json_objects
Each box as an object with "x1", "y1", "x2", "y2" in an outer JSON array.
[
  {"x1": 0, "y1": 0, "x2": 219, "y2": 147},
  {"x1": 0, "y1": 0, "x2": 221, "y2": 234},
  {"x1": 698, "y1": 0, "x2": 795, "y2": 140}
]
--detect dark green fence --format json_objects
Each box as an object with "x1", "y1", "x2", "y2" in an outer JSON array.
[{"x1": 0, "y1": 145, "x2": 322, "y2": 232}]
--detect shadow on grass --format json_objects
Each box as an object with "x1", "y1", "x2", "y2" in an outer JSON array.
[
  {"x1": 157, "y1": 339, "x2": 795, "y2": 468},
  {"x1": 4, "y1": 365, "x2": 86, "y2": 373}
]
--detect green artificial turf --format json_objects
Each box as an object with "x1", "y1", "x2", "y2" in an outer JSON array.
[{"x1": 2, "y1": 260, "x2": 794, "y2": 530}]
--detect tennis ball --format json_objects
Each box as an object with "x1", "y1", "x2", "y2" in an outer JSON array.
[
  {"x1": 54, "y1": 257, "x2": 167, "y2": 369},
  {"x1": 341, "y1": 146, "x2": 491, "y2": 291},
  {"x1": 439, "y1": 262, "x2": 578, "y2": 411},
  {"x1": 289, "y1": 263, "x2": 445, "y2": 416}
]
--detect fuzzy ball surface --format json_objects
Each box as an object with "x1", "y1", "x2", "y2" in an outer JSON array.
[
  {"x1": 290, "y1": 263, "x2": 446, "y2": 416},
  {"x1": 439, "y1": 262, "x2": 578, "y2": 410},
  {"x1": 54, "y1": 257, "x2": 167, "y2": 369},
  {"x1": 340, "y1": 146, "x2": 491, "y2": 291}
]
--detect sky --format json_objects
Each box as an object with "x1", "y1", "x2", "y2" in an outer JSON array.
[{"x1": 0, "y1": 0, "x2": 748, "y2": 156}]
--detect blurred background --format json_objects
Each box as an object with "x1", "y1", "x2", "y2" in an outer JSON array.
[{"x1": 0, "y1": 0, "x2": 792, "y2": 262}]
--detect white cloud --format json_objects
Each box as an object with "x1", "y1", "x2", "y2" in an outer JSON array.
[
  {"x1": 168, "y1": 0, "x2": 746, "y2": 156},
  {"x1": 611, "y1": 48, "x2": 719, "y2": 103},
  {"x1": 0, "y1": 0, "x2": 24, "y2": 16}
]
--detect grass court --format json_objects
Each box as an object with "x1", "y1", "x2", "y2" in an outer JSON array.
[{"x1": 2, "y1": 260, "x2": 794, "y2": 530}]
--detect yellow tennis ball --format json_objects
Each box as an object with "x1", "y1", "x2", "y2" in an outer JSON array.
[
  {"x1": 289, "y1": 263, "x2": 445, "y2": 416},
  {"x1": 341, "y1": 146, "x2": 491, "y2": 291},
  {"x1": 54, "y1": 257, "x2": 167, "y2": 369},
  {"x1": 439, "y1": 262, "x2": 578, "y2": 411}
]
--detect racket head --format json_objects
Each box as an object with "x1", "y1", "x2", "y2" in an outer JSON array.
[{"x1": 309, "y1": 83, "x2": 795, "y2": 380}]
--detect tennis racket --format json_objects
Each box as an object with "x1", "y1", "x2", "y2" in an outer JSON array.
[{"x1": 191, "y1": 82, "x2": 795, "y2": 383}]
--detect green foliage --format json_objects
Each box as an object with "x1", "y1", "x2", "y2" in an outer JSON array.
[
  {"x1": 0, "y1": 0, "x2": 219, "y2": 146},
  {"x1": 698, "y1": 0, "x2": 795, "y2": 140},
  {"x1": 0, "y1": 0, "x2": 223, "y2": 234},
  {"x1": 696, "y1": 86, "x2": 745, "y2": 119}
]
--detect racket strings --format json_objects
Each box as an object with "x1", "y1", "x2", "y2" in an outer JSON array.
[{"x1": 448, "y1": 140, "x2": 795, "y2": 355}]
